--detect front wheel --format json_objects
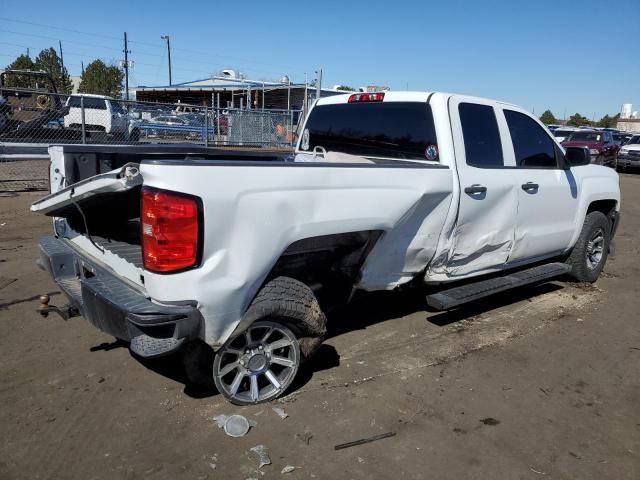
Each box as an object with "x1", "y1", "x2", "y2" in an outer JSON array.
[
  {"x1": 213, "y1": 321, "x2": 300, "y2": 405},
  {"x1": 566, "y1": 211, "x2": 610, "y2": 282}
]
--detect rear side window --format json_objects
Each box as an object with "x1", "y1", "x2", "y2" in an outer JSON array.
[
  {"x1": 458, "y1": 103, "x2": 504, "y2": 167},
  {"x1": 85, "y1": 98, "x2": 107, "y2": 110},
  {"x1": 504, "y1": 110, "x2": 557, "y2": 168},
  {"x1": 68, "y1": 97, "x2": 107, "y2": 110},
  {"x1": 301, "y1": 102, "x2": 438, "y2": 161},
  {"x1": 67, "y1": 96, "x2": 81, "y2": 108}
]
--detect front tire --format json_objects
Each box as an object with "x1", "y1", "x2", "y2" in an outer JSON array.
[{"x1": 566, "y1": 211, "x2": 610, "y2": 282}]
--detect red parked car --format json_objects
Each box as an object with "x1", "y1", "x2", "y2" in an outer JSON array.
[{"x1": 562, "y1": 130, "x2": 619, "y2": 168}]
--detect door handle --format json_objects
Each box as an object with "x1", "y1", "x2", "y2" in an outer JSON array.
[
  {"x1": 521, "y1": 182, "x2": 539, "y2": 191},
  {"x1": 464, "y1": 184, "x2": 487, "y2": 194}
]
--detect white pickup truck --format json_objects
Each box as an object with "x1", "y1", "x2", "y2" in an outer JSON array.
[{"x1": 32, "y1": 91, "x2": 620, "y2": 405}]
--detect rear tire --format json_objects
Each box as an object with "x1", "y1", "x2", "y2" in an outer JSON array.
[
  {"x1": 566, "y1": 211, "x2": 610, "y2": 282},
  {"x1": 242, "y1": 276, "x2": 328, "y2": 360},
  {"x1": 212, "y1": 276, "x2": 327, "y2": 405}
]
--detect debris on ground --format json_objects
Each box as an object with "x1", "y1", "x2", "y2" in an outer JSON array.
[
  {"x1": 334, "y1": 431, "x2": 396, "y2": 450},
  {"x1": 213, "y1": 414, "x2": 255, "y2": 437},
  {"x1": 281, "y1": 465, "x2": 298, "y2": 474},
  {"x1": 250, "y1": 445, "x2": 271, "y2": 469},
  {"x1": 272, "y1": 406, "x2": 288, "y2": 419},
  {"x1": 479, "y1": 417, "x2": 500, "y2": 426},
  {"x1": 213, "y1": 414, "x2": 229, "y2": 428}
]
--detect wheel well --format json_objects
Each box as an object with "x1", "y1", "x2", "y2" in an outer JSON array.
[
  {"x1": 587, "y1": 199, "x2": 617, "y2": 219},
  {"x1": 264, "y1": 230, "x2": 383, "y2": 303}
]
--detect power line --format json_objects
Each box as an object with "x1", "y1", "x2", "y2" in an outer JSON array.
[
  {"x1": 0, "y1": 16, "x2": 312, "y2": 72},
  {"x1": 1, "y1": 25, "x2": 312, "y2": 84},
  {"x1": 0, "y1": 16, "x2": 123, "y2": 41}
]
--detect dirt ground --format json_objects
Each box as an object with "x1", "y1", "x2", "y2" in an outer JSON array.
[{"x1": 1, "y1": 175, "x2": 639, "y2": 480}]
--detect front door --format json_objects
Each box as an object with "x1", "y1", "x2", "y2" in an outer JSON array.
[
  {"x1": 445, "y1": 98, "x2": 518, "y2": 278},
  {"x1": 500, "y1": 107, "x2": 577, "y2": 263}
]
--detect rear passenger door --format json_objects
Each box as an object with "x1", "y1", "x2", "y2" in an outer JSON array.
[
  {"x1": 501, "y1": 108, "x2": 577, "y2": 263},
  {"x1": 446, "y1": 98, "x2": 518, "y2": 277}
]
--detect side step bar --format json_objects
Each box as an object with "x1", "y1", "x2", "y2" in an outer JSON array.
[{"x1": 426, "y1": 263, "x2": 571, "y2": 310}]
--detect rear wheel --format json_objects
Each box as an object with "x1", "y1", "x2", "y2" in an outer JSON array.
[
  {"x1": 566, "y1": 211, "x2": 610, "y2": 282},
  {"x1": 213, "y1": 321, "x2": 300, "y2": 405},
  {"x1": 212, "y1": 276, "x2": 327, "y2": 405}
]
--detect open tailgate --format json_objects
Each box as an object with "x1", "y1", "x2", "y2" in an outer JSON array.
[{"x1": 31, "y1": 163, "x2": 142, "y2": 216}]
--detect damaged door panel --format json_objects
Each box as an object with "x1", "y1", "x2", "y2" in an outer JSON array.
[{"x1": 443, "y1": 98, "x2": 518, "y2": 277}]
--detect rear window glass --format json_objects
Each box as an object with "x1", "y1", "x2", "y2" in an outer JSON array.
[{"x1": 300, "y1": 102, "x2": 438, "y2": 161}]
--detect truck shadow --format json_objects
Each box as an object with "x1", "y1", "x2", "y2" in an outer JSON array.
[
  {"x1": 123, "y1": 342, "x2": 340, "y2": 400},
  {"x1": 326, "y1": 281, "x2": 564, "y2": 339},
  {"x1": 92, "y1": 281, "x2": 565, "y2": 400}
]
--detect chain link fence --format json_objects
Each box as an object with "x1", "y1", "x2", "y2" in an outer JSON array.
[{"x1": 0, "y1": 88, "x2": 302, "y2": 191}]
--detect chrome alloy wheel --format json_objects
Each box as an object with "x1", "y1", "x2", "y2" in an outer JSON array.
[
  {"x1": 213, "y1": 321, "x2": 300, "y2": 404},
  {"x1": 585, "y1": 227, "x2": 605, "y2": 270}
]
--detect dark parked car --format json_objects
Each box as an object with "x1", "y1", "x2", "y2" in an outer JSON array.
[{"x1": 563, "y1": 130, "x2": 619, "y2": 168}]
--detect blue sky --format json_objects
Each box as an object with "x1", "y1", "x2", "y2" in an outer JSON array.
[{"x1": 1, "y1": 0, "x2": 638, "y2": 119}]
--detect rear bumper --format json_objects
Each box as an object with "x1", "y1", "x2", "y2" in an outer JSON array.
[{"x1": 38, "y1": 235, "x2": 202, "y2": 357}]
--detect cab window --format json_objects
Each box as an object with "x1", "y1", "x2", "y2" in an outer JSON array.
[
  {"x1": 458, "y1": 103, "x2": 504, "y2": 167},
  {"x1": 504, "y1": 110, "x2": 558, "y2": 168}
]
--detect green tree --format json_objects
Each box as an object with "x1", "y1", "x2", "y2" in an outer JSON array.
[
  {"x1": 3, "y1": 54, "x2": 37, "y2": 88},
  {"x1": 566, "y1": 113, "x2": 592, "y2": 127},
  {"x1": 78, "y1": 60, "x2": 124, "y2": 97},
  {"x1": 596, "y1": 113, "x2": 620, "y2": 128},
  {"x1": 34, "y1": 47, "x2": 73, "y2": 94},
  {"x1": 539, "y1": 110, "x2": 557, "y2": 125},
  {"x1": 335, "y1": 85, "x2": 356, "y2": 91}
]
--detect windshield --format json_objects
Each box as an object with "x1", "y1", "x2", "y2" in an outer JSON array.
[
  {"x1": 568, "y1": 132, "x2": 602, "y2": 142},
  {"x1": 300, "y1": 102, "x2": 438, "y2": 160},
  {"x1": 554, "y1": 130, "x2": 573, "y2": 137},
  {"x1": 627, "y1": 135, "x2": 640, "y2": 145}
]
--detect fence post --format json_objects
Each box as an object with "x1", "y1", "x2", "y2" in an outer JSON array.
[
  {"x1": 203, "y1": 107, "x2": 209, "y2": 147},
  {"x1": 289, "y1": 110, "x2": 294, "y2": 146},
  {"x1": 80, "y1": 96, "x2": 86, "y2": 144},
  {"x1": 216, "y1": 93, "x2": 221, "y2": 145}
]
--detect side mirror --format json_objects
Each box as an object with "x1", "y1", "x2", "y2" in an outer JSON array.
[{"x1": 564, "y1": 146, "x2": 591, "y2": 167}]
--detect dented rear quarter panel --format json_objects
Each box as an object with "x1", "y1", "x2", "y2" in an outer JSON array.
[{"x1": 139, "y1": 160, "x2": 454, "y2": 346}]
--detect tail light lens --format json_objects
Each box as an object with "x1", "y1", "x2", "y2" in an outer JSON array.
[{"x1": 141, "y1": 187, "x2": 202, "y2": 273}]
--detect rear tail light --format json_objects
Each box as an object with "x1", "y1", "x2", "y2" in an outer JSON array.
[
  {"x1": 348, "y1": 92, "x2": 385, "y2": 103},
  {"x1": 141, "y1": 187, "x2": 202, "y2": 273}
]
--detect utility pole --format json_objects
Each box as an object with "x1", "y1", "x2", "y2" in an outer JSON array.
[
  {"x1": 160, "y1": 35, "x2": 172, "y2": 85},
  {"x1": 315, "y1": 68, "x2": 322, "y2": 102},
  {"x1": 122, "y1": 32, "x2": 130, "y2": 100},
  {"x1": 58, "y1": 40, "x2": 64, "y2": 71},
  {"x1": 26, "y1": 47, "x2": 29, "y2": 57},
  {"x1": 81, "y1": 61, "x2": 85, "y2": 76}
]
